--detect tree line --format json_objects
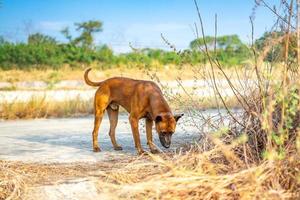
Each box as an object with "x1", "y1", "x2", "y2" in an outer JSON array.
[{"x1": 0, "y1": 20, "x2": 289, "y2": 70}]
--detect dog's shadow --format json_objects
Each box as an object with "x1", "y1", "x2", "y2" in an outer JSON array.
[
  {"x1": 10, "y1": 123, "x2": 199, "y2": 157},
  {"x1": 12, "y1": 131, "x2": 151, "y2": 155}
]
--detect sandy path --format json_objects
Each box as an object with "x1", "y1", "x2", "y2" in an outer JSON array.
[{"x1": 0, "y1": 114, "x2": 202, "y2": 163}]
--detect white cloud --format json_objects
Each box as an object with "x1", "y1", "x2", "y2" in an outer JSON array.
[
  {"x1": 34, "y1": 21, "x2": 193, "y2": 53},
  {"x1": 38, "y1": 21, "x2": 71, "y2": 31},
  {"x1": 126, "y1": 22, "x2": 189, "y2": 35},
  {"x1": 98, "y1": 22, "x2": 192, "y2": 53}
]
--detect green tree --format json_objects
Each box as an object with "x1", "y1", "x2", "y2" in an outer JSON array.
[
  {"x1": 255, "y1": 31, "x2": 297, "y2": 63},
  {"x1": 189, "y1": 36, "x2": 215, "y2": 50},
  {"x1": 189, "y1": 35, "x2": 250, "y2": 66},
  {"x1": 73, "y1": 20, "x2": 103, "y2": 49},
  {"x1": 61, "y1": 27, "x2": 73, "y2": 42},
  {"x1": 28, "y1": 33, "x2": 57, "y2": 45},
  {"x1": 0, "y1": 36, "x2": 4, "y2": 44},
  {"x1": 190, "y1": 35, "x2": 244, "y2": 51}
]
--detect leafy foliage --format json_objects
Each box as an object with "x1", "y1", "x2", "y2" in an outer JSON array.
[
  {"x1": 255, "y1": 31, "x2": 297, "y2": 63},
  {"x1": 0, "y1": 21, "x2": 253, "y2": 70},
  {"x1": 190, "y1": 35, "x2": 251, "y2": 66},
  {"x1": 73, "y1": 20, "x2": 103, "y2": 49},
  {"x1": 28, "y1": 33, "x2": 57, "y2": 45}
]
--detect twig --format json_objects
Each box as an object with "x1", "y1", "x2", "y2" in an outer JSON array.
[
  {"x1": 193, "y1": 0, "x2": 245, "y2": 128},
  {"x1": 258, "y1": 0, "x2": 296, "y2": 30}
]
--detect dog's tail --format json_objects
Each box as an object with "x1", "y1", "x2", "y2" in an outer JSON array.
[{"x1": 84, "y1": 68, "x2": 102, "y2": 87}]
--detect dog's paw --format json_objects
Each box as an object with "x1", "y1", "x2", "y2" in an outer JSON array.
[
  {"x1": 114, "y1": 146, "x2": 123, "y2": 151},
  {"x1": 93, "y1": 147, "x2": 101, "y2": 152},
  {"x1": 137, "y1": 149, "x2": 145, "y2": 155},
  {"x1": 150, "y1": 148, "x2": 160, "y2": 154}
]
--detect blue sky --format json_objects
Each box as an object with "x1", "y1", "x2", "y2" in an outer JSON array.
[{"x1": 0, "y1": 0, "x2": 278, "y2": 52}]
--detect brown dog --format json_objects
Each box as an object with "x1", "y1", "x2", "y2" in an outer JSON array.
[{"x1": 84, "y1": 68, "x2": 183, "y2": 155}]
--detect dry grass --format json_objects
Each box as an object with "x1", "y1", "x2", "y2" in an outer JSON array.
[
  {"x1": 0, "y1": 162, "x2": 24, "y2": 200},
  {"x1": 0, "y1": 94, "x2": 241, "y2": 120},
  {"x1": 0, "y1": 145, "x2": 299, "y2": 199},
  {"x1": 0, "y1": 64, "x2": 282, "y2": 84},
  {"x1": 0, "y1": 96, "x2": 93, "y2": 120},
  {"x1": 0, "y1": 158, "x2": 135, "y2": 200},
  {"x1": 97, "y1": 151, "x2": 299, "y2": 200},
  {"x1": 0, "y1": 66, "x2": 194, "y2": 83}
]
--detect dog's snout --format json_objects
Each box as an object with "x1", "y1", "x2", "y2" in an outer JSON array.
[
  {"x1": 159, "y1": 133, "x2": 172, "y2": 149},
  {"x1": 164, "y1": 143, "x2": 170, "y2": 148}
]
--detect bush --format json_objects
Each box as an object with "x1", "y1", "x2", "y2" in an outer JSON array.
[{"x1": 0, "y1": 33, "x2": 252, "y2": 70}]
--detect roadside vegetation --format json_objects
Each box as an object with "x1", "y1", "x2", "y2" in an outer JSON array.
[
  {"x1": 0, "y1": 28, "x2": 251, "y2": 70},
  {"x1": 0, "y1": 17, "x2": 262, "y2": 71},
  {"x1": 0, "y1": 18, "x2": 297, "y2": 71}
]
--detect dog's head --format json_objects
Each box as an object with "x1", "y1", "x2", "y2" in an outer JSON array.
[{"x1": 154, "y1": 113, "x2": 184, "y2": 148}]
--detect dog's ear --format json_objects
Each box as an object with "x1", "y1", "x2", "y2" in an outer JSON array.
[
  {"x1": 155, "y1": 115, "x2": 163, "y2": 123},
  {"x1": 174, "y1": 113, "x2": 184, "y2": 122}
]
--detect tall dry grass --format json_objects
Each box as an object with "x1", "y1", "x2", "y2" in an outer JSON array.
[
  {"x1": 0, "y1": 64, "x2": 281, "y2": 86},
  {"x1": 97, "y1": 150, "x2": 299, "y2": 199},
  {"x1": 0, "y1": 94, "x2": 241, "y2": 120},
  {"x1": 1, "y1": 144, "x2": 297, "y2": 199},
  {"x1": 0, "y1": 96, "x2": 93, "y2": 119}
]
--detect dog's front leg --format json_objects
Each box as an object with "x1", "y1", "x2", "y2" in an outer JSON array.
[
  {"x1": 129, "y1": 115, "x2": 145, "y2": 155},
  {"x1": 146, "y1": 118, "x2": 160, "y2": 154}
]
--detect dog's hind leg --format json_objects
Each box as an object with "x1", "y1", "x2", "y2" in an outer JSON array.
[
  {"x1": 92, "y1": 109, "x2": 104, "y2": 152},
  {"x1": 107, "y1": 106, "x2": 122, "y2": 151},
  {"x1": 92, "y1": 92, "x2": 109, "y2": 152}
]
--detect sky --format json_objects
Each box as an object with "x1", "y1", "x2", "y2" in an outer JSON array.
[{"x1": 0, "y1": 0, "x2": 279, "y2": 53}]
